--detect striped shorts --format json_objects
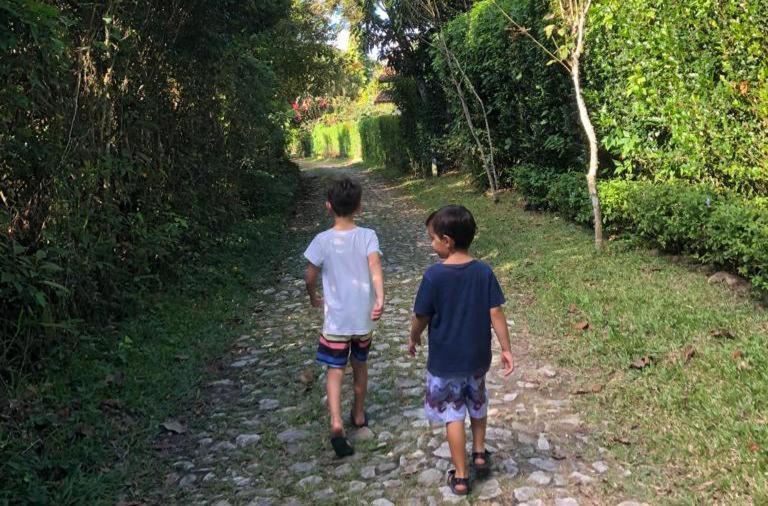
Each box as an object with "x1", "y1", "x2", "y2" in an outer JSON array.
[{"x1": 316, "y1": 332, "x2": 373, "y2": 368}]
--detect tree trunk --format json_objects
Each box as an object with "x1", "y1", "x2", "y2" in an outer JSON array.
[{"x1": 571, "y1": 4, "x2": 603, "y2": 251}]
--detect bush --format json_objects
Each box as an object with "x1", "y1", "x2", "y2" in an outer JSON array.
[
  {"x1": 511, "y1": 165, "x2": 768, "y2": 291},
  {"x1": 309, "y1": 121, "x2": 362, "y2": 159},
  {"x1": 358, "y1": 115, "x2": 409, "y2": 173},
  {"x1": 586, "y1": 0, "x2": 768, "y2": 194}
]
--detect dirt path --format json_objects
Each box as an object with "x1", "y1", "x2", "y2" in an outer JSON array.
[{"x1": 147, "y1": 162, "x2": 647, "y2": 505}]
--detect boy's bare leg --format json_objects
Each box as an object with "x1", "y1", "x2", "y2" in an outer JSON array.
[
  {"x1": 470, "y1": 416, "x2": 488, "y2": 464},
  {"x1": 350, "y1": 356, "x2": 368, "y2": 425},
  {"x1": 326, "y1": 367, "x2": 345, "y2": 434},
  {"x1": 446, "y1": 421, "x2": 469, "y2": 490}
]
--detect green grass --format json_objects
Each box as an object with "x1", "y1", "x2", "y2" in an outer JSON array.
[
  {"x1": 384, "y1": 171, "x2": 768, "y2": 504},
  {"x1": 0, "y1": 213, "x2": 299, "y2": 505}
]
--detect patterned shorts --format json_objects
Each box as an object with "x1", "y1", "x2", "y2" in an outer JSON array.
[
  {"x1": 424, "y1": 371, "x2": 489, "y2": 424},
  {"x1": 316, "y1": 332, "x2": 373, "y2": 368}
]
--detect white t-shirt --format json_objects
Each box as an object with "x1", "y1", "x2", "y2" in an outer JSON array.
[{"x1": 304, "y1": 227, "x2": 382, "y2": 335}]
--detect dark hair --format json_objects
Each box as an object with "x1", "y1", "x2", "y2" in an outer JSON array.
[
  {"x1": 425, "y1": 205, "x2": 476, "y2": 249},
  {"x1": 327, "y1": 177, "x2": 362, "y2": 217}
]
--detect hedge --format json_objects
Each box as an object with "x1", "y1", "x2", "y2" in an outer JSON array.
[
  {"x1": 307, "y1": 115, "x2": 409, "y2": 173},
  {"x1": 309, "y1": 121, "x2": 362, "y2": 159},
  {"x1": 511, "y1": 165, "x2": 768, "y2": 291}
]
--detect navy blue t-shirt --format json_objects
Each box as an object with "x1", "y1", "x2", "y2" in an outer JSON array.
[{"x1": 413, "y1": 259, "x2": 505, "y2": 377}]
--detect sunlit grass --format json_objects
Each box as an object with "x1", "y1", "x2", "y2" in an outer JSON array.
[{"x1": 384, "y1": 169, "x2": 768, "y2": 504}]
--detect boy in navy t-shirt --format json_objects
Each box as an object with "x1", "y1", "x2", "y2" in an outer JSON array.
[{"x1": 409, "y1": 205, "x2": 514, "y2": 496}]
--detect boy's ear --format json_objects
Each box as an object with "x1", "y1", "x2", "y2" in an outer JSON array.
[{"x1": 325, "y1": 201, "x2": 332, "y2": 212}]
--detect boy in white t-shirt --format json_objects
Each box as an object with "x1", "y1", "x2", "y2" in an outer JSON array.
[{"x1": 304, "y1": 177, "x2": 384, "y2": 457}]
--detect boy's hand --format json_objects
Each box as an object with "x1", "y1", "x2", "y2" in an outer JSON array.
[
  {"x1": 408, "y1": 334, "x2": 421, "y2": 357},
  {"x1": 371, "y1": 299, "x2": 384, "y2": 321},
  {"x1": 500, "y1": 350, "x2": 515, "y2": 376}
]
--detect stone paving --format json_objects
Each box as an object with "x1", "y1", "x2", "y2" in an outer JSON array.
[{"x1": 148, "y1": 161, "x2": 648, "y2": 505}]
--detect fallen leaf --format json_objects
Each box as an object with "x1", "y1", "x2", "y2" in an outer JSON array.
[
  {"x1": 572, "y1": 320, "x2": 590, "y2": 331},
  {"x1": 298, "y1": 366, "x2": 315, "y2": 385},
  {"x1": 161, "y1": 420, "x2": 186, "y2": 434},
  {"x1": 732, "y1": 349, "x2": 743, "y2": 359},
  {"x1": 572, "y1": 383, "x2": 603, "y2": 395},
  {"x1": 630, "y1": 356, "x2": 652, "y2": 370},
  {"x1": 682, "y1": 345, "x2": 696, "y2": 364},
  {"x1": 100, "y1": 398, "x2": 122, "y2": 410},
  {"x1": 710, "y1": 329, "x2": 735, "y2": 340},
  {"x1": 567, "y1": 303, "x2": 578, "y2": 314},
  {"x1": 737, "y1": 360, "x2": 751, "y2": 371},
  {"x1": 749, "y1": 442, "x2": 760, "y2": 452}
]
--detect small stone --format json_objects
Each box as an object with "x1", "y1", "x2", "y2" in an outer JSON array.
[
  {"x1": 538, "y1": 365, "x2": 557, "y2": 378},
  {"x1": 514, "y1": 487, "x2": 539, "y2": 502},
  {"x1": 418, "y1": 468, "x2": 442, "y2": 486},
  {"x1": 378, "y1": 431, "x2": 394, "y2": 442},
  {"x1": 298, "y1": 475, "x2": 322, "y2": 488},
  {"x1": 334, "y1": 463, "x2": 353, "y2": 477},
  {"x1": 232, "y1": 476, "x2": 252, "y2": 487},
  {"x1": 278, "y1": 428, "x2": 309, "y2": 443},
  {"x1": 592, "y1": 461, "x2": 609, "y2": 474},
  {"x1": 371, "y1": 500, "x2": 395, "y2": 506},
  {"x1": 361, "y1": 466, "x2": 376, "y2": 479},
  {"x1": 433, "y1": 442, "x2": 452, "y2": 459},
  {"x1": 212, "y1": 441, "x2": 236, "y2": 452},
  {"x1": 527, "y1": 471, "x2": 552, "y2": 485},
  {"x1": 383, "y1": 480, "x2": 402, "y2": 488},
  {"x1": 349, "y1": 481, "x2": 366, "y2": 493},
  {"x1": 537, "y1": 433, "x2": 551, "y2": 451},
  {"x1": 477, "y1": 479, "x2": 501, "y2": 500},
  {"x1": 290, "y1": 462, "x2": 315, "y2": 474},
  {"x1": 439, "y1": 486, "x2": 468, "y2": 504},
  {"x1": 555, "y1": 499, "x2": 579, "y2": 506},
  {"x1": 379, "y1": 462, "x2": 398, "y2": 473},
  {"x1": 212, "y1": 501, "x2": 232, "y2": 506},
  {"x1": 519, "y1": 501, "x2": 544, "y2": 506},
  {"x1": 502, "y1": 457, "x2": 519, "y2": 476},
  {"x1": 235, "y1": 434, "x2": 261, "y2": 447},
  {"x1": 351, "y1": 427, "x2": 375, "y2": 441},
  {"x1": 313, "y1": 487, "x2": 334, "y2": 499},
  {"x1": 178, "y1": 474, "x2": 197, "y2": 488},
  {"x1": 529, "y1": 457, "x2": 557, "y2": 472},
  {"x1": 259, "y1": 399, "x2": 280, "y2": 410},
  {"x1": 503, "y1": 392, "x2": 519, "y2": 402},
  {"x1": 569, "y1": 471, "x2": 594, "y2": 484},
  {"x1": 617, "y1": 502, "x2": 649, "y2": 506}
]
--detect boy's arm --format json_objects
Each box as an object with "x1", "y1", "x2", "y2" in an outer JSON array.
[
  {"x1": 491, "y1": 306, "x2": 515, "y2": 376},
  {"x1": 368, "y1": 252, "x2": 384, "y2": 320},
  {"x1": 305, "y1": 262, "x2": 322, "y2": 307},
  {"x1": 409, "y1": 314, "x2": 430, "y2": 356}
]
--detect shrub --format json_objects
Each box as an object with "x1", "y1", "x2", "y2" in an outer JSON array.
[
  {"x1": 511, "y1": 164, "x2": 768, "y2": 291},
  {"x1": 309, "y1": 121, "x2": 361, "y2": 159},
  {"x1": 358, "y1": 115, "x2": 409, "y2": 173}
]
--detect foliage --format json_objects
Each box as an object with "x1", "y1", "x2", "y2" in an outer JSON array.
[
  {"x1": 433, "y1": 0, "x2": 584, "y2": 181},
  {"x1": 0, "y1": 0, "x2": 331, "y2": 376},
  {"x1": 585, "y1": 0, "x2": 768, "y2": 193},
  {"x1": 512, "y1": 164, "x2": 768, "y2": 290},
  {"x1": 310, "y1": 121, "x2": 362, "y2": 158},
  {"x1": 358, "y1": 115, "x2": 409, "y2": 173}
]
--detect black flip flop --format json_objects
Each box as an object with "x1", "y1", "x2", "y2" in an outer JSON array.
[
  {"x1": 349, "y1": 410, "x2": 369, "y2": 428},
  {"x1": 472, "y1": 450, "x2": 492, "y2": 477},
  {"x1": 330, "y1": 434, "x2": 354, "y2": 457},
  {"x1": 446, "y1": 469, "x2": 470, "y2": 496}
]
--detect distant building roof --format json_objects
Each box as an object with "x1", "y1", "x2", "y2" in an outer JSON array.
[
  {"x1": 378, "y1": 66, "x2": 397, "y2": 83},
  {"x1": 374, "y1": 90, "x2": 395, "y2": 104}
]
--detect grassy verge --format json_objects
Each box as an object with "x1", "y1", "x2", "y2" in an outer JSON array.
[
  {"x1": 0, "y1": 211, "x2": 299, "y2": 504},
  {"x1": 382, "y1": 170, "x2": 768, "y2": 504}
]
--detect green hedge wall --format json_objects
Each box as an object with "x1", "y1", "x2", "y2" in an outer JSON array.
[
  {"x1": 511, "y1": 166, "x2": 768, "y2": 291},
  {"x1": 307, "y1": 115, "x2": 409, "y2": 173},
  {"x1": 585, "y1": 0, "x2": 768, "y2": 193},
  {"x1": 358, "y1": 115, "x2": 408, "y2": 173},
  {"x1": 309, "y1": 121, "x2": 362, "y2": 159}
]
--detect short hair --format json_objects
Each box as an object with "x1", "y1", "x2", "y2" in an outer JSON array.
[
  {"x1": 327, "y1": 177, "x2": 362, "y2": 217},
  {"x1": 425, "y1": 205, "x2": 476, "y2": 249}
]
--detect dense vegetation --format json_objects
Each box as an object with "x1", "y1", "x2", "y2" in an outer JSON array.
[
  {"x1": 0, "y1": 0, "x2": 341, "y2": 376},
  {"x1": 332, "y1": 0, "x2": 768, "y2": 291}
]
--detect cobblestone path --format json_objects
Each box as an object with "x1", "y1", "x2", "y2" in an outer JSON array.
[{"x1": 149, "y1": 161, "x2": 647, "y2": 505}]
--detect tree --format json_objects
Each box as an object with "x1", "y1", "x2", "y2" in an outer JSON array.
[{"x1": 494, "y1": 0, "x2": 604, "y2": 250}]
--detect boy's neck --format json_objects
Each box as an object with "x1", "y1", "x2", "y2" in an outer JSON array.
[
  {"x1": 443, "y1": 249, "x2": 473, "y2": 264},
  {"x1": 333, "y1": 215, "x2": 357, "y2": 231}
]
